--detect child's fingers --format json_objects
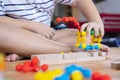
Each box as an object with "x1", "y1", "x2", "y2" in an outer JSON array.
[
  {"x1": 86, "y1": 23, "x2": 94, "y2": 36},
  {"x1": 94, "y1": 25, "x2": 99, "y2": 37},
  {"x1": 99, "y1": 27, "x2": 104, "y2": 37},
  {"x1": 80, "y1": 23, "x2": 88, "y2": 32},
  {"x1": 81, "y1": 22, "x2": 104, "y2": 37}
]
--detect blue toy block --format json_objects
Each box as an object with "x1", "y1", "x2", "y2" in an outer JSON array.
[
  {"x1": 54, "y1": 73, "x2": 70, "y2": 80},
  {"x1": 82, "y1": 68, "x2": 92, "y2": 78}
]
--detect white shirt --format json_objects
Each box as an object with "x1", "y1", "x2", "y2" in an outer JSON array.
[{"x1": 0, "y1": 0, "x2": 74, "y2": 26}]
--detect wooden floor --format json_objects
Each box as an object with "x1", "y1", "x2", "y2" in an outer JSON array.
[{"x1": 4, "y1": 48, "x2": 120, "y2": 80}]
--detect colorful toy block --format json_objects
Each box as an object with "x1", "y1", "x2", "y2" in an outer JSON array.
[{"x1": 75, "y1": 30, "x2": 102, "y2": 51}]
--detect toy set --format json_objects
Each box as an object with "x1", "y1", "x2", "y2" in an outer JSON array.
[{"x1": 34, "y1": 64, "x2": 111, "y2": 80}]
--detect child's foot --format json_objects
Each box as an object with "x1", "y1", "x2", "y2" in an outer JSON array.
[{"x1": 5, "y1": 54, "x2": 21, "y2": 62}]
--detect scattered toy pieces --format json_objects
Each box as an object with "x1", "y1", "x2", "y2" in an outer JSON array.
[
  {"x1": 34, "y1": 64, "x2": 111, "y2": 80},
  {"x1": 15, "y1": 57, "x2": 49, "y2": 73}
]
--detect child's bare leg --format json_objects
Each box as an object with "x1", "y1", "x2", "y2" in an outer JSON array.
[
  {"x1": 0, "y1": 24, "x2": 72, "y2": 58},
  {"x1": 52, "y1": 28, "x2": 110, "y2": 52}
]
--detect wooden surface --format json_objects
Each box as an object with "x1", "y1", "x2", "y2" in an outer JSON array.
[{"x1": 4, "y1": 48, "x2": 120, "y2": 80}]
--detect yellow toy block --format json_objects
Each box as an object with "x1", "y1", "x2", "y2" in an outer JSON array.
[
  {"x1": 75, "y1": 43, "x2": 80, "y2": 47},
  {"x1": 81, "y1": 31, "x2": 86, "y2": 36},
  {"x1": 71, "y1": 71, "x2": 83, "y2": 80},
  {"x1": 82, "y1": 43, "x2": 86, "y2": 49},
  {"x1": 98, "y1": 43, "x2": 102, "y2": 48}
]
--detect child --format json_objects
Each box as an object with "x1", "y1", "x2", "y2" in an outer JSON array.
[{"x1": 0, "y1": 0, "x2": 109, "y2": 61}]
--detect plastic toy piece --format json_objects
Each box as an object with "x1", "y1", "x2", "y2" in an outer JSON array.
[
  {"x1": 41, "y1": 64, "x2": 49, "y2": 72},
  {"x1": 31, "y1": 51, "x2": 107, "y2": 65},
  {"x1": 32, "y1": 66, "x2": 40, "y2": 72},
  {"x1": 92, "y1": 72, "x2": 111, "y2": 80},
  {"x1": 55, "y1": 17, "x2": 80, "y2": 30},
  {"x1": 71, "y1": 71, "x2": 83, "y2": 80},
  {"x1": 31, "y1": 57, "x2": 39, "y2": 67},
  {"x1": 92, "y1": 72, "x2": 102, "y2": 80},
  {"x1": 56, "y1": 18, "x2": 62, "y2": 23},
  {"x1": 55, "y1": 73, "x2": 70, "y2": 80},
  {"x1": 82, "y1": 68, "x2": 92, "y2": 78},
  {"x1": 22, "y1": 65, "x2": 31, "y2": 73},
  {"x1": 16, "y1": 64, "x2": 23, "y2": 72},
  {"x1": 15, "y1": 57, "x2": 49, "y2": 73},
  {"x1": 101, "y1": 75, "x2": 111, "y2": 80}
]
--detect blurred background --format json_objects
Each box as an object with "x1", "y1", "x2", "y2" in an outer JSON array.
[{"x1": 53, "y1": 0, "x2": 120, "y2": 47}]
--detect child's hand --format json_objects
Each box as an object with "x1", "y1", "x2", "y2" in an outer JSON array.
[
  {"x1": 34, "y1": 25, "x2": 55, "y2": 39},
  {"x1": 80, "y1": 21, "x2": 104, "y2": 37},
  {"x1": 22, "y1": 21, "x2": 55, "y2": 39}
]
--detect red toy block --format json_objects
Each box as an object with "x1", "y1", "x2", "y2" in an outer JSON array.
[
  {"x1": 32, "y1": 65, "x2": 41, "y2": 72},
  {"x1": 92, "y1": 72, "x2": 111, "y2": 80},
  {"x1": 22, "y1": 65, "x2": 31, "y2": 73},
  {"x1": 62, "y1": 17, "x2": 69, "y2": 22},
  {"x1": 92, "y1": 72, "x2": 102, "y2": 80},
  {"x1": 41, "y1": 64, "x2": 48, "y2": 72},
  {"x1": 31, "y1": 57, "x2": 39, "y2": 67},
  {"x1": 101, "y1": 75, "x2": 111, "y2": 80},
  {"x1": 23, "y1": 61, "x2": 31, "y2": 66},
  {"x1": 68, "y1": 17, "x2": 76, "y2": 22},
  {"x1": 56, "y1": 18, "x2": 62, "y2": 23},
  {"x1": 74, "y1": 22, "x2": 79, "y2": 27},
  {"x1": 16, "y1": 64, "x2": 23, "y2": 72}
]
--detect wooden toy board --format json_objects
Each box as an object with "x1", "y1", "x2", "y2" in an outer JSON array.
[{"x1": 31, "y1": 51, "x2": 107, "y2": 65}]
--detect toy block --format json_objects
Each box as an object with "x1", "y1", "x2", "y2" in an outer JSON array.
[
  {"x1": 91, "y1": 52, "x2": 99, "y2": 57},
  {"x1": 63, "y1": 52, "x2": 88, "y2": 59},
  {"x1": 111, "y1": 58, "x2": 120, "y2": 70},
  {"x1": 63, "y1": 53, "x2": 71, "y2": 59},
  {"x1": 40, "y1": 58, "x2": 76, "y2": 65},
  {"x1": 43, "y1": 54, "x2": 63, "y2": 60},
  {"x1": 32, "y1": 54, "x2": 63, "y2": 61},
  {"x1": 99, "y1": 52, "x2": 107, "y2": 57},
  {"x1": 76, "y1": 52, "x2": 106, "y2": 62},
  {"x1": 91, "y1": 56, "x2": 106, "y2": 60},
  {"x1": 40, "y1": 60, "x2": 60, "y2": 65},
  {"x1": 31, "y1": 54, "x2": 63, "y2": 65},
  {"x1": 71, "y1": 52, "x2": 89, "y2": 58},
  {"x1": 76, "y1": 57, "x2": 92, "y2": 62},
  {"x1": 58, "y1": 59, "x2": 76, "y2": 64},
  {"x1": 76, "y1": 56, "x2": 106, "y2": 62},
  {"x1": 32, "y1": 54, "x2": 45, "y2": 61}
]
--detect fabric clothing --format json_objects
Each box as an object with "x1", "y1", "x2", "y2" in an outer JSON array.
[{"x1": 0, "y1": 0, "x2": 74, "y2": 26}]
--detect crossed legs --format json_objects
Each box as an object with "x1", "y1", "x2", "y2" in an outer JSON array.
[{"x1": 0, "y1": 24, "x2": 109, "y2": 61}]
